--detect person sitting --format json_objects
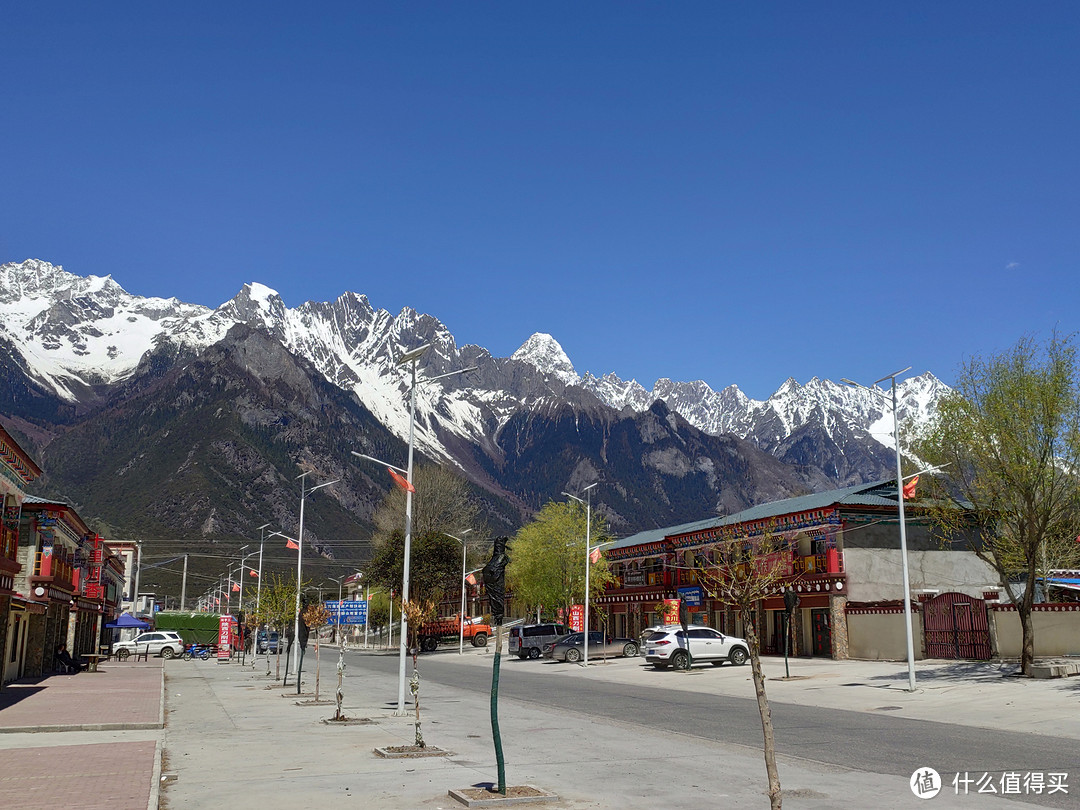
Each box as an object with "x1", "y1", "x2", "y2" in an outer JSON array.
[{"x1": 55, "y1": 644, "x2": 86, "y2": 674}]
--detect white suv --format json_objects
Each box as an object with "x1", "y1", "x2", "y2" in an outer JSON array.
[
  {"x1": 112, "y1": 631, "x2": 184, "y2": 660},
  {"x1": 643, "y1": 625, "x2": 749, "y2": 670}
]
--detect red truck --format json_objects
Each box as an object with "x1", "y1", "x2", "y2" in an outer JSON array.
[{"x1": 417, "y1": 614, "x2": 491, "y2": 651}]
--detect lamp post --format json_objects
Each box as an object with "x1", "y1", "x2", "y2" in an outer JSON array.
[
  {"x1": 842, "y1": 367, "x2": 917, "y2": 693},
  {"x1": 350, "y1": 345, "x2": 477, "y2": 716},
  {"x1": 331, "y1": 574, "x2": 347, "y2": 644},
  {"x1": 254, "y1": 522, "x2": 271, "y2": 617},
  {"x1": 446, "y1": 530, "x2": 474, "y2": 655},
  {"x1": 236, "y1": 544, "x2": 249, "y2": 615},
  {"x1": 563, "y1": 483, "x2": 598, "y2": 666},
  {"x1": 293, "y1": 474, "x2": 338, "y2": 693}
]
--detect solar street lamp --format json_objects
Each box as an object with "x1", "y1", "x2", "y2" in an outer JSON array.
[
  {"x1": 564, "y1": 483, "x2": 598, "y2": 666},
  {"x1": 446, "y1": 530, "x2": 474, "y2": 654},
  {"x1": 350, "y1": 347, "x2": 477, "y2": 715},
  {"x1": 842, "y1": 367, "x2": 917, "y2": 693}
]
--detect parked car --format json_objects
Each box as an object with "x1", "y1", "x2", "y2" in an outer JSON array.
[
  {"x1": 639, "y1": 624, "x2": 674, "y2": 649},
  {"x1": 509, "y1": 623, "x2": 570, "y2": 659},
  {"x1": 544, "y1": 631, "x2": 639, "y2": 662},
  {"x1": 112, "y1": 631, "x2": 185, "y2": 660},
  {"x1": 643, "y1": 626, "x2": 749, "y2": 670},
  {"x1": 257, "y1": 631, "x2": 280, "y2": 654}
]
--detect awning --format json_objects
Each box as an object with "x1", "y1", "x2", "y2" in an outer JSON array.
[{"x1": 104, "y1": 612, "x2": 150, "y2": 629}]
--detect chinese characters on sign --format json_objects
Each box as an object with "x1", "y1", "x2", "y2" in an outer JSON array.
[
  {"x1": 322, "y1": 600, "x2": 367, "y2": 625},
  {"x1": 952, "y1": 771, "x2": 1069, "y2": 796},
  {"x1": 568, "y1": 604, "x2": 584, "y2": 632},
  {"x1": 911, "y1": 768, "x2": 1069, "y2": 799}
]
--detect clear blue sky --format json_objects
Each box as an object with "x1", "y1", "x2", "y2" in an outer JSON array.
[{"x1": 4, "y1": 3, "x2": 1078, "y2": 400}]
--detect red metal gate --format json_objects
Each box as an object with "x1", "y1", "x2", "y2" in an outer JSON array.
[{"x1": 922, "y1": 592, "x2": 992, "y2": 660}]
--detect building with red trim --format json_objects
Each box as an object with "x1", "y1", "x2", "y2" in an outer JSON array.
[
  {"x1": 0, "y1": 424, "x2": 43, "y2": 688},
  {"x1": 596, "y1": 479, "x2": 998, "y2": 659}
]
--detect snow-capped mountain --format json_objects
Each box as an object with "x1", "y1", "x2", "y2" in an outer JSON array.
[{"x1": 0, "y1": 259, "x2": 946, "y2": 483}]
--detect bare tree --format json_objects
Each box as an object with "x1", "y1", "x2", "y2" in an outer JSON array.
[
  {"x1": 302, "y1": 602, "x2": 332, "y2": 702},
  {"x1": 401, "y1": 597, "x2": 438, "y2": 748},
  {"x1": 696, "y1": 524, "x2": 793, "y2": 810},
  {"x1": 372, "y1": 465, "x2": 483, "y2": 543}
]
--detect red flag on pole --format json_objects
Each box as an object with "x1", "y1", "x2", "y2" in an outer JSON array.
[
  {"x1": 902, "y1": 475, "x2": 919, "y2": 500},
  {"x1": 231, "y1": 582, "x2": 240, "y2": 592},
  {"x1": 249, "y1": 569, "x2": 258, "y2": 577},
  {"x1": 589, "y1": 547, "x2": 601, "y2": 564},
  {"x1": 286, "y1": 538, "x2": 299, "y2": 550},
  {"x1": 388, "y1": 467, "x2": 415, "y2": 493}
]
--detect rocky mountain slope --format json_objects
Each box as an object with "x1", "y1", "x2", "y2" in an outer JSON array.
[{"x1": 0, "y1": 259, "x2": 946, "y2": 558}]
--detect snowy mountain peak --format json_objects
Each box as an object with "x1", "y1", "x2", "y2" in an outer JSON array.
[{"x1": 511, "y1": 333, "x2": 579, "y2": 386}]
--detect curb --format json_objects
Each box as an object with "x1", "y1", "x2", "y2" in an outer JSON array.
[
  {"x1": 148, "y1": 738, "x2": 163, "y2": 810},
  {"x1": 0, "y1": 721, "x2": 164, "y2": 733}
]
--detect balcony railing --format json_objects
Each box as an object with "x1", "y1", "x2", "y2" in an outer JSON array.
[
  {"x1": 792, "y1": 549, "x2": 844, "y2": 575},
  {"x1": 32, "y1": 551, "x2": 75, "y2": 588}
]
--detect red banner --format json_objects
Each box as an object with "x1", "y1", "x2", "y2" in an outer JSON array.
[
  {"x1": 569, "y1": 604, "x2": 585, "y2": 632},
  {"x1": 218, "y1": 616, "x2": 232, "y2": 662}
]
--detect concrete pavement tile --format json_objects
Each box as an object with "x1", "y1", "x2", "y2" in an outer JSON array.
[{"x1": 0, "y1": 740, "x2": 155, "y2": 810}]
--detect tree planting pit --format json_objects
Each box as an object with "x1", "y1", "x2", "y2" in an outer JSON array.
[{"x1": 448, "y1": 785, "x2": 558, "y2": 807}]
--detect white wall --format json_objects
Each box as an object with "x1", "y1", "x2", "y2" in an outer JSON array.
[{"x1": 844, "y1": 548, "x2": 1000, "y2": 603}]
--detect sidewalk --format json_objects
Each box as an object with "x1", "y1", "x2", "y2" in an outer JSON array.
[
  {"x1": 159, "y1": 651, "x2": 1078, "y2": 810},
  {"x1": 0, "y1": 659, "x2": 164, "y2": 810}
]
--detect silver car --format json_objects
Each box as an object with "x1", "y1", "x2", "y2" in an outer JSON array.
[
  {"x1": 112, "y1": 631, "x2": 185, "y2": 660},
  {"x1": 544, "y1": 631, "x2": 638, "y2": 662}
]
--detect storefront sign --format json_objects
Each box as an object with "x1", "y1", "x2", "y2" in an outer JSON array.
[
  {"x1": 677, "y1": 586, "x2": 703, "y2": 606},
  {"x1": 218, "y1": 615, "x2": 233, "y2": 662},
  {"x1": 569, "y1": 604, "x2": 585, "y2": 632}
]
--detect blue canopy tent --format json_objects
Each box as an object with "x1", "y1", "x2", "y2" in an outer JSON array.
[{"x1": 105, "y1": 613, "x2": 150, "y2": 629}]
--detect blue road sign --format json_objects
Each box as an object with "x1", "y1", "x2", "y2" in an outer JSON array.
[
  {"x1": 324, "y1": 600, "x2": 367, "y2": 625},
  {"x1": 677, "y1": 586, "x2": 703, "y2": 606}
]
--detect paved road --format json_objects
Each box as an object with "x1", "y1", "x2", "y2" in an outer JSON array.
[{"x1": 346, "y1": 650, "x2": 1077, "y2": 808}]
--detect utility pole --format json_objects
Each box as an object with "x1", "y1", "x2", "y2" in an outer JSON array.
[
  {"x1": 133, "y1": 542, "x2": 143, "y2": 616},
  {"x1": 180, "y1": 553, "x2": 188, "y2": 611}
]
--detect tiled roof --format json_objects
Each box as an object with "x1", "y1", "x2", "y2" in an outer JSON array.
[{"x1": 609, "y1": 479, "x2": 898, "y2": 552}]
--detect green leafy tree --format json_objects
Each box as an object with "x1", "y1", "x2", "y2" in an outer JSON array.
[
  {"x1": 916, "y1": 333, "x2": 1080, "y2": 675},
  {"x1": 368, "y1": 529, "x2": 460, "y2": 607},
  {"x1": 255, "y1": 574, "x2": 300, "y2": 680},
  {"x1": 508, "y1": 500, "x2": 614, "y2": 623},
  {"x1": 367, "y1": 589, "x2": 392, "y2": 645}
]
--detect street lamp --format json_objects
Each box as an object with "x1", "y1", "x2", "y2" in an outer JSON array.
[
  {"x1": 842, "y1": 367, "x2": 917, "y2": 693},
  {"x1": 350, "y1": 345, "x2": 477, "y2": 716},
  {"x1": 254, "y1": 522, "x2": 271, "y2": 617},
  {"x1": 236, "y1": 545, "x2": 249, "y2": 616},
  {"x1": 331, "y1": 574, "x2": 348, "y2": 644},
  {"x1": 446, "y1": 530, "x2": 474, "y2": 655},
  {"x1": 288, "y1": 473, "x2": 339, "y2": 694},
  {"x1": 564, "y1": 483, "x2": 598, "y2": 666}
]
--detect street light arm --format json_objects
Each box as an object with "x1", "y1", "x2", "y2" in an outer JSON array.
[
  {"x1": 309, "y1": 478, "x2": 340, "y2": 493},
  {"x1": 351, "y1": 451, "x2": 408, "y2": 475},
  {"x1": 419, "y1": 366, "x2": 479, "y2": 385}
]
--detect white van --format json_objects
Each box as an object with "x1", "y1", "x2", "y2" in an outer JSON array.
[{"x1": 509, "y1": 623, "x2": 570, "y2": 659}]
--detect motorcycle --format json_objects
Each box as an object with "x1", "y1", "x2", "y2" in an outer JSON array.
[{"x1": 181, "y1": 643, "x2": 213, "y2": 661}]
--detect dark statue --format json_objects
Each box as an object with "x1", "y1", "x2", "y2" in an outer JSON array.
[{"x1": 482, "y1": 536, "x2": 511, "y2": 625}]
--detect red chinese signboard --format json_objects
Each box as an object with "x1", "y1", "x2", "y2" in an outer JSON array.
[
  {"x1": 569, "y1": 604, "x2": 585, "y2": 632},
  {"x1": 218, "y1": 615, "x2": 233, "y2": 662}
]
